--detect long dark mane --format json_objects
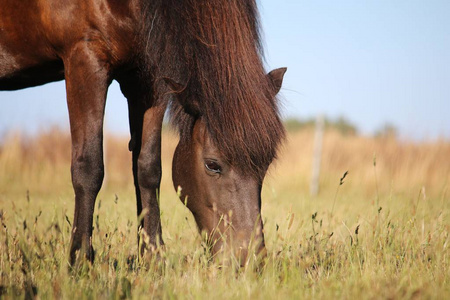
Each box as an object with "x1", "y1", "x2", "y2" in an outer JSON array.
[{"x1": 140, "y1": 0, "x2": 285, "y2": 178}]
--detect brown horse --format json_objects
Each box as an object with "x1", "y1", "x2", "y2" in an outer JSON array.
[{"x1": 0, "y1": 0, "x2": 286, "y2": 265}]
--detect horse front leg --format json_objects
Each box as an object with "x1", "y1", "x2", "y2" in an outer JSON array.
[
  {"x1": 64, "y1": 44, "x2": 110, "y2": 266},
  {"x1": 120, "y1": 76, "x2": 167, "y2": 256},
  {"x1": 131, "y1": 102, "x2": 167, "y2": 256}
]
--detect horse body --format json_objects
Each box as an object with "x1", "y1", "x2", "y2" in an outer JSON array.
[
  {"x1": 1, "y1": 0, "x2": 166, "y2": 264},
  {"x1": 0, "y1": 0, "x2": 138, "y2": 90},
  {"x1": 1, "y1": 0, "x2": 286, "y2": 266}
]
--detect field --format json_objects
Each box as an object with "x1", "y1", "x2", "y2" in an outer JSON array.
[{"x1": 0, "y1": 127, "x2": 449, "y2": 299}]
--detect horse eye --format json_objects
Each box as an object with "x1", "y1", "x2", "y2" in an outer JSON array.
[{"x1": 205, "y1": 160, "x2": 222, "y2": 173}]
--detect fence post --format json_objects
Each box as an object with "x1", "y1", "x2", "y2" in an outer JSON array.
[{"x1": 310, "y1": 115, "x2": 324, "y2": 196}]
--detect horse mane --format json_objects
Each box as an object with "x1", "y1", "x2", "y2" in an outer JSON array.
[{"x1": 140, "y1": 0, "x2": 285, "y2": 179}]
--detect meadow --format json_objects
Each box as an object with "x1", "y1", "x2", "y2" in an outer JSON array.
[{"x1": 0, "y1": 126, "x2": 449, "y2": 299}]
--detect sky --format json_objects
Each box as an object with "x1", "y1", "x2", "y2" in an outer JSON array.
[{"x1": 1, "y1": 0, "x2": 449, "y2": 140}]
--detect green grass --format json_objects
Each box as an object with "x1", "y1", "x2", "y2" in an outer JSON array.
[{"x1": 0, "y1": 130, "x2": 449, "y2": 299}]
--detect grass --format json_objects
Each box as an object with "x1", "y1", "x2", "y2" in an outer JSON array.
[{"x1": 0, "y1": 127, "x2": 449, "y2": 299}]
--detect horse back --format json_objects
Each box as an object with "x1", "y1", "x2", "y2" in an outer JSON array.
[{"x1": 0, "y1": 0, "x2": 137, "y2": 90}]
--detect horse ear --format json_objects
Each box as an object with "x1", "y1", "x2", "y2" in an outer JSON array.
[
  {"x1": 267, "y1": 67, "x2": 287, "y2": 95},
  {"x1": 163, "y1": 77, "x2": 186, "y2": 93},
  {"x1": 163, "y1": 77, "x2": 201, "y2": 117}
]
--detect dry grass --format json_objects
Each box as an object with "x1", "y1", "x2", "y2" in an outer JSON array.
[
  {"x1": 0, "y1": 127, "x2": 449, "y2": 299},
  {"x1": 276, "y1": 129, "x2": 450, "y2": 197}
]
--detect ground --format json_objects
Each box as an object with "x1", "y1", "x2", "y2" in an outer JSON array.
[{"x1": 0, "y1": 128, "x2": 449, "y2": 299}]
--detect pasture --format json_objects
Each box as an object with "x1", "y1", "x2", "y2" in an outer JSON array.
[{"x1": 0, "y1": 127, "x2": 449, "y2": 299}]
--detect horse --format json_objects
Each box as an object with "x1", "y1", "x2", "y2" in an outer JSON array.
[{"x1": 0, "y1": 0, "x2": 286, "y2": 265}]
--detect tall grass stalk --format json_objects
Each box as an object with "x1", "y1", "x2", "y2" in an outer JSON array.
[{"x1": 0, "y1": 128, "x2": 449, "y2": 298}]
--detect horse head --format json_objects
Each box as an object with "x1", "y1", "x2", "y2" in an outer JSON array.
[{"x1": 168, "y1": 68, "x2": 286, "y2": 264}]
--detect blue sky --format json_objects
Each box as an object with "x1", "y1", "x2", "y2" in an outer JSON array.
[{"x1": 1, "y1": 0, "x2": 449, "y2": 140}]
